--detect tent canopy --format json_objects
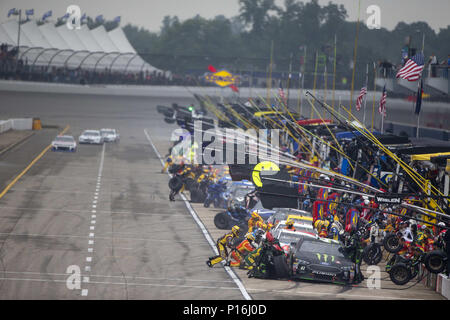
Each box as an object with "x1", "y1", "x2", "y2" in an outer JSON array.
[{"x1": 0, "y1": 20, "x2": 161, "y2": 73}]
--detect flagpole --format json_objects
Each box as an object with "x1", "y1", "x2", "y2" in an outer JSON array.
[
  {"x1": 331, "y1": 34, "x2": 337, "y2": 113},
  {"x1": 311, "y1": 51, "x2": 318, "y2": 118},
  {"x1": 416, "y1": 33, "x2": 426, "y2": 138},
  {"x1": 14, "y1": 9, "x2": 22, "y2": 71},
  {"x1": 349, "y1": 0, "x2": 361, "y2": 119},
  {"x1": 371, "y1": 62, "x2": 377, "y2": 131},
  {"x1": 381, "y1": 82, "x2": 385, "y2": 134},
  {"x1": 297, "y1": 46, "x2": 307, "y2": 116},
  {"x1": 267, "y1": 40, "x2": 274, "y2": 106},
  {"x1": 363, "y1": 63, "x2": 369, "y2": 126},
  {"x1": 287, "y1": 52, "x2": 293, "y2": 107}
]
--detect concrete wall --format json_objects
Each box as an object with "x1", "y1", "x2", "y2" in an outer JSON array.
[
  {"x1": 0, "y1": 120, "x2": 12, "y2": 133},
  {"x1": 10, "y1": 118, "x2": 33, "y2": 130},
  {"x1": 436, "y1": 274, "x2": 450, "y2": 299},
  {"x1": 0, "y1": 118, "x2": 33, "y2": 131},
  {"x1": 0, "y1": 79, "x2": 379, "y2": 100}
]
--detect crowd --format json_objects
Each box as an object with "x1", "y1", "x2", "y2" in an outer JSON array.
[{"x1": 0, "y1": 43, "x2": 215, "y2": 86}]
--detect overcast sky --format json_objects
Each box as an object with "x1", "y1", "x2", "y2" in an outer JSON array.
[{"x1": 1, "y1": 0, "x2": 449, "y2": 33}]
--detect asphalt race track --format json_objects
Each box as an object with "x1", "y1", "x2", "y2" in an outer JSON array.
[{"x1": 0, "y1": 89, "x2": 444, "y2": 300}]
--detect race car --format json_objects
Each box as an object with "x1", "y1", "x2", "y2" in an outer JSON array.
[
  {"x1": 286, "y1": 235, "x2": 356, "y2": 285},
  {"x1": 51, "y1": 135, "x2": 77, "y2": 152},
  {"x1": 100, "y1": 128, "x2": 120, "y2": 142},
  {"x1": 273, "y1": 228, "x2": 317, "y2": 253},
  {"x1": 267, "y1": 208, "x2": 313, "y2": 225},
  {"x1": 79, "y1": 130, "x2": 104, "y2": 145}
]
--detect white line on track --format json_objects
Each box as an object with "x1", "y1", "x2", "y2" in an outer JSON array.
[
  {"x1": 1, "y1": 270, "x2": 237, "y2": 284},
  {"x1": 0, "y1": 277, "x2": 244, "y2": 291},
  {"x1": 143, "y1": 128, "x2": 252, "y2": 301},
  {"x1": 0, "y1": 205, "x2": 195, "y2": 217},
  {"x1": 81, "y1": 143, "x2": 106, "y2": 297}
]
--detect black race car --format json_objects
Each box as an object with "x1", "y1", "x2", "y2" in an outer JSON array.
[{"x1": 286, "y1": 236, "x2": 357, "y2": 285}]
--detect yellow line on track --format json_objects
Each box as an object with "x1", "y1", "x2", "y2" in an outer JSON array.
[{"x1": 0, "y1": 125, "x2": 70, "y2": 200}]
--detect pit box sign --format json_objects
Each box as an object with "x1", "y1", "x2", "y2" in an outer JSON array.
[{"x1": 374, "y1": 194, "x2": 402, "y2": 204}]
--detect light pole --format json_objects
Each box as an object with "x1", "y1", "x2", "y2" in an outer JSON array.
[{"x1": 10, "y1": 9, "x2": 22, "y2": 70}]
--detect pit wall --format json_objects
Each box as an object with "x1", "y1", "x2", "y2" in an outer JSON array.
[{"x1": 0, "y1": 119, "x2": 33, "y2": 133}]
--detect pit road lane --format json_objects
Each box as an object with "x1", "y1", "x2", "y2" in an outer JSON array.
[{"x1": 0, "y1": 90, "x2": 444, "y2": 299}]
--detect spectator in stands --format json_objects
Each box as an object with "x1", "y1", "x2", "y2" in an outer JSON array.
[{"x1": 429, "y1": 54, "x2": 438, "y2": 77}]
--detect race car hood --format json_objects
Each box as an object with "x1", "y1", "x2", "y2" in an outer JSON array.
[
  {"x1": 53, "y1": 141, "x2": 75, "y2": 146},
  {"x1": 296, "y1": 250, "x2": 353, "y2": 268}
]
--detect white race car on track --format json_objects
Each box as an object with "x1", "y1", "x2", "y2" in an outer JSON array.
[
  {"x1": 79, "y1": 130, "x2": 104, "y2": 144},
  {"x1": 100, "y1": 128, "x2": 120, "y2": 142},
  {"x1": 51, "y1": 135, "x2": 77, "y2": 152}
]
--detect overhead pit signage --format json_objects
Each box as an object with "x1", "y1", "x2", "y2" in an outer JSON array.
[{"x1": 374, "y1": 194, "x2": 402, "y2": 204}]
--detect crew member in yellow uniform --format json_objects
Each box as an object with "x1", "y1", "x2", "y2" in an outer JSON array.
[
  {"x1": 206, "y1": 226, "x2": 240, "y2": 267},
  {"x1": 248, "y1": 211, "x2": 263, "y2": 233}
]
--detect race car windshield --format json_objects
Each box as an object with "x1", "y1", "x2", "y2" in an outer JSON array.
[
  {"x1": 279, "y1": 232, "x2": 303, "y2": 244},
  {"x1": 84, "y1": 131, "x2": 99, "y2": 136},
  {"x1": 55, "y1": 137, "x2": 74, "y2": 142},
  {"x1": 102, "y1": 130, "x2": 115, "y2": 134},
  {"x1": 298, "y1": 240, "x2": 344, "y2": 257}
]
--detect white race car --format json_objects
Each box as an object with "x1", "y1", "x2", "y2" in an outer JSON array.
[
  {"x1": 79, "y1": 130, "x2": 104, "y2": 145},
  {"x1": 100, "y1": 128, "x2": 120, "y2": 142},
  {"x1": 51, "y1": 135, "x2": 77, "y2": 152}
]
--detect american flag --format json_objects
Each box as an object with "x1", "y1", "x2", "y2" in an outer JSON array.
[
  {"x1": 356, "y1": 86, "x2": 367, "y2": 111},
  {"x1": 278, "y1": 81, "x2": 287, "y2": 105},
  {"x1": 396, "y1": 53, "x2": 425, "y2": 81},
  {"x1": 379, "y1": 85, "x2": 387, "y2": 118}
]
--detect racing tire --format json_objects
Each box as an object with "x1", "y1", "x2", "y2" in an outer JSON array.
[
  {"x1": 164, "y1": 117, "x2": 176, "y2": 124},
  {"x1": 168, "y1": 176, "x2": 183, "y2": 192},
  {"x1": 273, "y1": 255, "x2": 290, "y2": 279},
  {"x1": 214, "y1": 212, "x2": 230, "y2": 230},
  {"x1": 204, "y1": 198, "x2": 211, "y2": 208},
  {"x1": 363, "y1": 243, "x2": 383, "y2": 265},
  {"x1": 410, "y1": 264, "x2": 419, "y2": 280},
  {"x1": 389, "y1": 263, "x2": 411, "y2": 285},
  {"x1": 383, "y1": 233, "x2": 402, "y2": 254},
  {"x1": 424, "y1": 250, "x2": 447, "y2": 274}
]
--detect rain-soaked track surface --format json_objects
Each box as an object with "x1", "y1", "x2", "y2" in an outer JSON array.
[{"x1": 0, "y1": 90, "x2": 444, "y2": 299}]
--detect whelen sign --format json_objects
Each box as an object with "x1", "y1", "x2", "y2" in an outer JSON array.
[{"x1": 374, "y1": 194, "x2": 402, "y2": 204}]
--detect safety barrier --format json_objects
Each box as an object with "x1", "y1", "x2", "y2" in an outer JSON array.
[
  {"x1": 10, "y1": 118, "x2": 33, "y2": 130},
  {"x1": 0, "y1": 119, "x2": 12, "y2": 134},
  {"x1": 436, "y1": 274, "x2": 450, "y2": 299},
  {"x1": 0, "y1": 118, "x2": 33, "y2": 131}
]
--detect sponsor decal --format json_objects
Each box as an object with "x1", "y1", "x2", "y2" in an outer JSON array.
[
  {"x1": 374, "y1": 194, "x2": 402, "y2": 204},
  {"x1": 316, "y1": 253, "x2": 335, "y2": 262}
]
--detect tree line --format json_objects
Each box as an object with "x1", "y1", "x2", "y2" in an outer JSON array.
[{"x1": 117, "y1": 0, "x2": 449, "y2": 89}]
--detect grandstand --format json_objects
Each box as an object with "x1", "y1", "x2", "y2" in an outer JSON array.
[{"x1": 0, "y1": 19, "x2": 160, "y2": 73}]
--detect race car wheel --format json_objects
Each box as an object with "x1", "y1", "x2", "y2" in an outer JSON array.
[
  {"x1": 164, "y1": 117, "x2": 176, "y2": 124},
  {"x1": 168, "y1": 176, "x2": 183, "y2": 191},
  {"x1": 424, "y1": 250, "x2": 446, "y2": 274},
  {"x1": 389, "y1": 263, "x2": 411, "y2": 285},
  {"x1": 409, "y1": 264, "x2": 419, "y2": 280},
  {"x1": 214, "y1": 212, "x2": 230, "y2": 230},
  {"x1": 273, "y1": 255, "x2": 290, "y2": 279},
  {"x1": 184, "y1": 178, "x2": 195, "y2": 191},
  {"x1": 363, "y1": 243, "x2": 383, "y2": 265},
  {"x1": 383, "y1": 233, "x2": 402, "y2": 253}
]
